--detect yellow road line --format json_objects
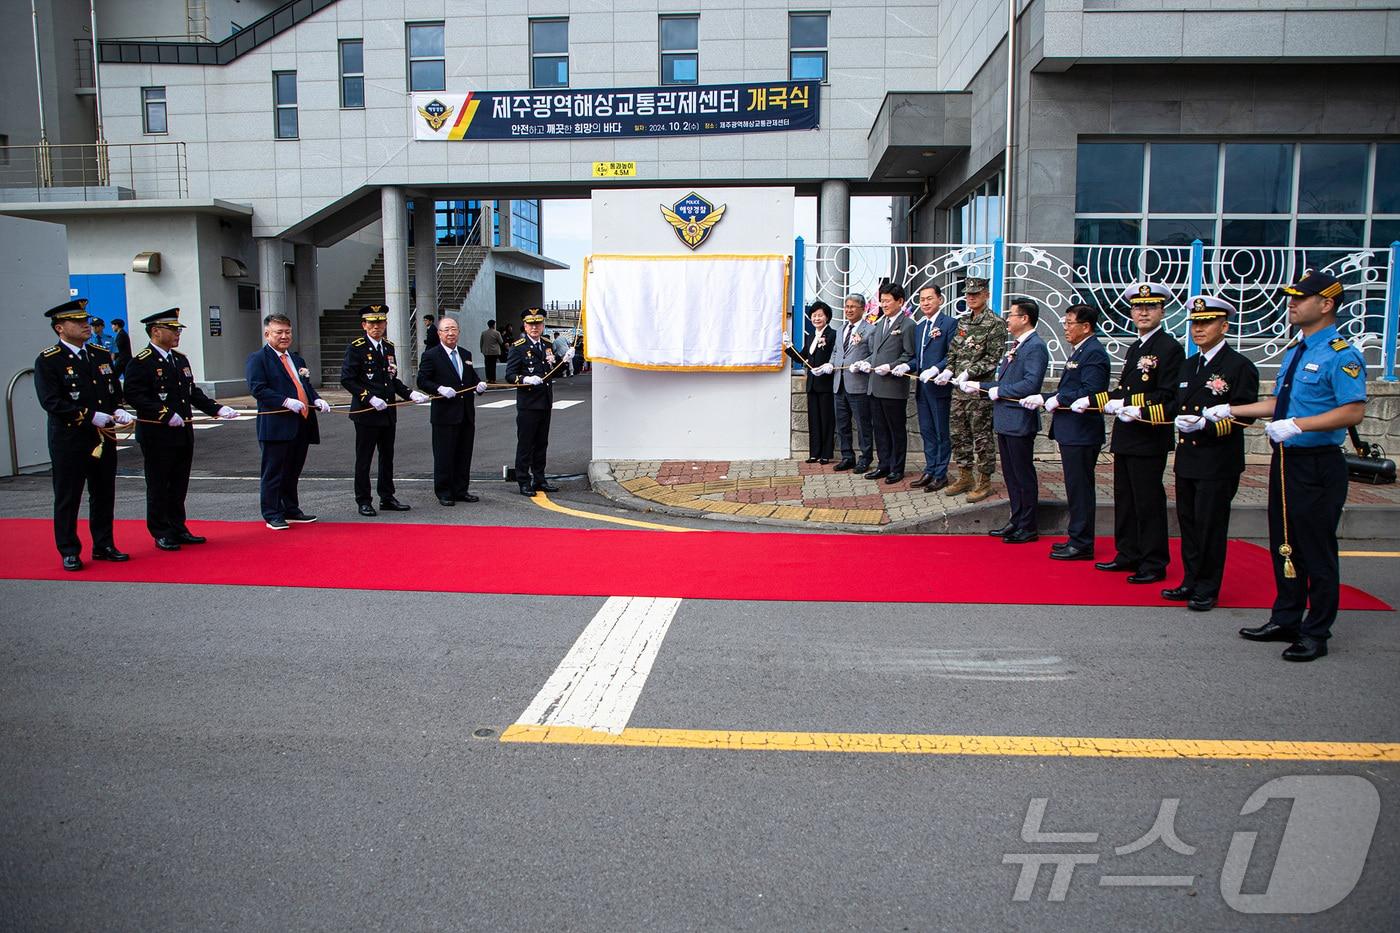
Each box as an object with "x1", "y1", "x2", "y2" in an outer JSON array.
[
  {"x1": 499, "y1": 724, "x2": 1400, "y2": 762},
  {"x1": 1340, "y1": 551, "x2": 1400, "y2": 558},
  {"x1": 530, "y1": 492, "x2": 700, "y2": 532}
]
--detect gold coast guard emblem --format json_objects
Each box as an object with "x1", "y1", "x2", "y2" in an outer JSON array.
[
  {"x1": 417, "y1": 99, "x2": 455, "y2": 131},
  {"x1": 660, "y1": 192, "x2": 727, "y2": 250},
  {"x1": 1193, "y1": 298, "x2": 1206, "y2": 312}
]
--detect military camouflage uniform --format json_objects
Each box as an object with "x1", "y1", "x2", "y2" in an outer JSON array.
[{"x1": 946, "y1": 308, "x2": 1008, "y2": 475}]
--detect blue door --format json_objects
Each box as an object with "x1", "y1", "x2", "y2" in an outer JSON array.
[{"x1": 69, "y1": 273, "x2": 128, "y2": 329}]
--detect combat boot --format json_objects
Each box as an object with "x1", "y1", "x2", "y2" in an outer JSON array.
[
  {"x1": 942, "y1": 468, "x2": 973, "y2": 496},
  {"x1": 966, "y1": 473, "x2": 994, "y2": 503}
]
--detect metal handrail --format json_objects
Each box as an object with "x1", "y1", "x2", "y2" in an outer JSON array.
[
  {"x1": 0, "y1": 141, "x2": 186, "y2": 199},
  {"x1": 6, "y1": 367, "x2": 35, "y2": 477}
]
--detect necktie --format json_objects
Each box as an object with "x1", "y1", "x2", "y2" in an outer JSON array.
[
  {"x1": 842, "y1": 323, "x2": 853, "y2": 351},
  {"x1": 280, "y1": 352, "x2": 309, "y2": 417},
  {"x1": 449, "y1": 349, "x2": 462, "y2": 379},
  {"x1": 1273, "y1": 338, "x2": 1307, "y2": 421}
]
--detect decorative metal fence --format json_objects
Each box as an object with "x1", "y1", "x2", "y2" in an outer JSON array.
[{"x1": 794, "y1": 237, "x2": 1400, "y2": 380}]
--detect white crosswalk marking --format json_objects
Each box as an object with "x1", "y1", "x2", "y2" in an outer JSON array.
[
  {"x1": 478, "y1": 399, "x2": 516, "y2": 409},
  {"x1": 478, "y1": 398, "x2": 585, "y2": 410}
]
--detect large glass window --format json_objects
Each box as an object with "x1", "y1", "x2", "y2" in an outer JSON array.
[
  {"x1": 142, "y1": 86, "x2": 167, "y2": 134},
  {"x1": 531, "y1": 19, "x2": 569, "y2": 89},
  {"x1": 660, "y1": 15, "x2": 699, "y2": 85},
  {"x1": 1297, "y1": 144, "x2": 1368, "y2": 215},
  {"x1": 1375, "y1": 144, "x2": 1400, "y2": 215},
  {"x1": 512, "y1": 199, "x2": 541, "y2": 253},
  {"x1": 407, "y1": 23, "x2": 446, "y2": 92},
  {"x1": 339, "y1": 39, "x2": 364, "y2": 109},
  {"x1": 1148, "y1": 144, "x2": 1216, "y2": 214},
  {"x1": 789, "y1": 13, "x2": 828, "y2": 82},
  {"x1": 1075, "y1": 143, "x2": 1143, "y2": 213},
  {"x1": 1222, "y1": 143, "x2": 1292, "y2": 214},
  {"x1": 273, "y1": 71, "x2": 297, "y2": 139},
  {"x1": 950, "y1": 175, "x2": 1002, "y2": 245}
]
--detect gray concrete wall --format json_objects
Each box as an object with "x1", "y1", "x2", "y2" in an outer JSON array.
[{"x1": 193, "y1": 212, "x2": 262, "y2": 395}]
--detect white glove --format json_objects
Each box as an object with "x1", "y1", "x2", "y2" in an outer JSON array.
[
  {"x1": 919, "y1": 367, "x2": 938, "y2": 383},
  {"x1": 167, "y1": 412, "x2": 185, "y2": 428},
  {"x1": 891, "y1": 363, "x2": 911, "y2": 377},
  {"x1": 987, "y1": 387, "x2": 1000, "y2": 401},
  {"x1": 1175, "y1": 414, "x2": 1206, "y2": 434},
  {"x1": 1266, "y1": 418, "x2": 1302, "y2": 443},
  {"x1": 1103, "y1": 398, "x2": 1125, "y2": 416},
  {"x1": 815, "y1": 363, "x2": 835, "y2": 376},
  {"x1": 284, "y1": 398, "x2": 306, "y2": 414},
  {"x1": 217, "y1": 406, "x2": 238, "y2": 420},
  {"x1": 437, "y1": 386, "x2": 457, "y2": 399},
  {"x1": 1202, "y1": 403, "x2": 1232, "y2": 423},
  {"x1": 314, "y1": 398, "x2": 332, "y2": 414},
  {"x1": 564, "y1": 347, "x2": 576, "y2": 362},
  {"x1": 874, "y1": 363, "x2": 892, "y2": 376},
  {"x1": 1020, "y1": 393, "x2": 1044, "y2": 410},
  {"x1": 959, "y1": 380, "x2": 980, "y2": 395},
  {"x1": 1043, "y1": 396, "x2": 1061, "y2": 413},
  {"x1": 369, "y1": 396, "x2": 388, "y2": 412},
  {"x1": 91, "y1": 411, "x2": 114, "y2": 428},
  {"x1": 524, "y1": 375, "x2": 544, "y2": 386},
  {"x1": 475, "y1": 381, "x2": 488, "y2": 394},
  {"x1": 1117, "y1": 405, "x2": 1142, "y2": 423},
  {"x1": 933, "y1": 368, "x2": 954, "y2": 386},
  {"x1": 956, "y1": 369, "x2": 969, "y2": 385},
  {"x1": 112, "y1": 408, "x2": 135, "y2": 426},
  {"x1": 409, "y1": 390, "x2": 430, "y2": 404},
  {"x1": 853, "y1": 360, "x2": 872, "y2": 374},
  {"x1": 1070, "y1": 396, "x2": 1090, "y2": 414}
]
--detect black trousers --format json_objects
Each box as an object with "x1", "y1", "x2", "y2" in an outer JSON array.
[
  {"x1": 50, "y1": 435, "x2": 117, "y2": 556},
  {"x1": 1175, "y1": 472, "x2": 1241, "y2": 600},
  {"x1": 141, "y1": 441, "x2": 194, "y2": 539},
  {"x1": 516, "y1": 406, "x2": 552, "y2": 482},
  {"x1": 431, "y1": 420, "x2": 475, "y2": 499},
  {"x1": 1268, "y1": 446, "x2": 1347, "y2": 640},
  {"x1": 807, "y1": 391, "x2": 835, "y2": 460},
  {"x1": 871, "y1": 395, "x2": 908, "y2": 474},
  {"x1": 353, "y1": 422, "x2": 398, "y2": 504},
  {"x1": 1059, "y1": 443, "x2": 1100, "y2": 550},
  {"x1": 485, "y1": 355, "x2": 499, "y2": 382},
  {"x1": 1112, "y1": 452, "x2": 1170, "y2": 574},
  {"x1": 996, "y1": 433, "x2": 1039, "y2": 534},
  {"x1": 258, "y1": 432, "x2": 310, "y2": 522}
]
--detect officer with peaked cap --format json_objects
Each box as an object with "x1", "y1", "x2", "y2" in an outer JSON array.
[
  {"x1": 340, "y1": 304, "x2": 430, "y2": 516},
  {"x1": 1205, "y1": 269, "x2": 1367, "y2": 661},
  {"x1": 1161, "y1": 295, "x2": 1259, "y2": 612},
  {"x1": 1088, "y1": 282, "x2": 1184, "y2": 584},
  {"x1": 122, "y1": 308, "x2": 240, "y2": 550},
  {"x1": 505, "y1": 307, "x2": 572, "y2": 496},
  {"x1": 32, "y1": 299, "x2": 134, "y2": 570}
]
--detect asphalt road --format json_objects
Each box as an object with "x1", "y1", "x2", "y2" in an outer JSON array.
[{"x1": 2, "y1": 373, "x2": 1398, "y2": 931}]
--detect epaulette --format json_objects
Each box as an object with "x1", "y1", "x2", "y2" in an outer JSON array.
[
  {"x1": 41, "y1": 345, "x2": 61, "y2": 357},
  {"x1": 351, "y1": 337, "x2": 366, "y2": 346},
  {"x1": 88, "y1": 344, "x2": 111, "y2": 359},
  {"x1": 1329, "y1": 337, "x2": 1350, "y2": 352},
  {"x1": 135, "y1": 348, "x2": 152, "y2": 360},
  {"x1": 383, "y1": 339, "x2": 394, "y2": 347},
  {"x1": 513, "y1": 337, "x2": 527, "y2": 346}
]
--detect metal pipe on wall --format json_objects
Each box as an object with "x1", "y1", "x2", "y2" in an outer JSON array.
[
  {"x1": 89, "y1": 0, "x2": 108, "y2": 184},
  {"x1": 1001, "y1": 0, "x2": 1018, "y2": 243},
  {"x1": 30, "y1": 0, "x2": 51, "y2": 185}
]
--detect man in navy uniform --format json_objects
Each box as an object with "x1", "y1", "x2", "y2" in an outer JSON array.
[
  {"x1": 122, "y1": 308, "x2": 239, "y2": 550},
  {"x1": 1162, "y1": 296, "x2": 1260, "y2": 612},
  {"x1": 1091, "y1": 282, "x2": 1184, "y2": 584},
  {"x1": 1206, "y1": 270, "x2": 1366, "y2": 661},
  {"x1": 506, "y1": 308, "x2": 572, "y2": 496},
  {"x1": 416, "y1": 317, "x2": 487, "y2": 505},
  {"x1": 340, "y1": 304, "x2": 430, "y2": 516},
  {"x1": 912, "y1": 284, "x2": 958, "y2": 491},
  {"x1": 32, "y1": 298, "x2": 134, "y2": 570},
  {"x1": 851, "y1": 282, "x2": 916, "y2": 484},
  {"x1": 959, "y1": 297, "x2": 1049, "y2": 543}
]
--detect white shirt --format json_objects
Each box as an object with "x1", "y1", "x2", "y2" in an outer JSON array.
[
  {"x1": 1136, "y1": 325, "x2": 1162, "y2": 345},
  {"x1": 61, "y1": 339, "x2": 87, "y2": 357},
  {"x1": 1196, "y1": 340, "x2": 1225, "y2": 365}
]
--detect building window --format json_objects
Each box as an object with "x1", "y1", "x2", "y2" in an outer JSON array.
[
  {"x1": 660, "y1": 15, "x2": 698, "y2": 85},
  {"x1": 273, "y1": 71, "x2": 297, "y2": 139},
  {"x1": 949, "y1": 175, "x2": 1003, "y2": 246},
  {"x1": 407, "y1": 22, "x2": 445, "y2": 92},
  {"x1": 340, "y1": 39, "x2": 364, "y2": 108},
  {"x1": 530, "y1": 18, "x2": 569, "y2": 89},
  {"x1": 512, "y1": 199, "x2": 541, "y2": 253},
  {"x1": 142, "y1": 86, "x2": 167, "y2": 134},
  {"x1": 788, "y1": 13, "x2": 828, "y2": 82}
]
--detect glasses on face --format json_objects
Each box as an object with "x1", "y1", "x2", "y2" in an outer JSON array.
[{"x1": 1061, "y1": 317, "x2": 1086, "y2": 327}]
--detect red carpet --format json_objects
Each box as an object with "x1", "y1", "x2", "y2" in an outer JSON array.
[{"x1": 0, "y1": 518, "x2": 1388, "y2": 610}]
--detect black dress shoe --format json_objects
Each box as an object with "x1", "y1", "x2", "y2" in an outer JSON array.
[
  {"x1": 1050, "y1": 546, "x2": 1093, "y2": 561},
  {"x1": 175, "y1": 532, "x2": 206, "y2": 545},
  {"x1": 863, "y1": 468, "x2": 888, "y2": 480},
  {"x1": 518, "y1": 483, "x2": 536, "y2": 497},
  {"x1": 1095, "y1": 558, "x2": 1139, "y2": 572},
  {"x1": 883, "y1": 472, "x2": 904, "y2": 485},
  {"x1": 456, "y1": 493, "x2": 480, "y2": 503},
  {"x1": 1282, "y1": 638, "x2": 1327, "y2": 662},
  {"x1": 437, "y1": 497, "x2": 456, "y2": 506},
  {"x1": 358, "y1": 503, "x2": 378, "y2": 517},
  {"x1": 818, "y1": 459, "x2": 831, "y2": 465},
  {"x1": 832, "y1": 459, "x2": 855, "y2": 472},
  {"x1": 1160, "y1": 585, "x2": 1193, "y2": 602},
  {"x1": 987, "y1": 523, "x2": 1014, "y2": 537},
  {"x1": 1188, "y1": 595, "x2": 1217, "y2": 612},
  {"x1": 1051, "y1": 541, "x2": 1070, "y2": 552},
  {"x1": 62, "y1": 555, "x2": 83, "y2": 572},
  {"x1": 853, "y1": 462, "x2": 872, "y2": 474},
  {"x1": 1126, "y1": 569, "x2": 1166, "y2": 584},
  {"x1": 378, "y1": 498, "x2": 412, "y2": 511},
  {"x1": 154, "y1": 537, "x2": 182, "y2": 551},
  {"x1": 805, "y1": 457, "x2": 819, "y2": 464},
  {"x1": 91, "y1": 546, "x2": 130, "y2": 562},
  {"x1": 1239, "y1": 621, "x2": 1297, "y2": 643},
  {"x1": 1002, "y1": 530, "x2": 1040, "y2": 544},
  {"x1": 911, "y1": 474, "x2": 934, "y2": 489},
  {"x1": 535, "y1": 480, "x2": 560, "y2": 493},
  {"x1": 925, "y1": 477, "x2": 949, "y2": 492}
]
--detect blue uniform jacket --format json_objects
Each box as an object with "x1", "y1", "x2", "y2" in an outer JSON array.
[
  {"x1": 913, "y1": 312, "x2": 958, "y2": 399},
  {"x1": 1049, "y1": 334, "x2": 1111, "y2": 447},
  {"x1": 986, "y1": 330, "x2": 1049, "y2": 438},
  {"x1": 245, "y1": 344, "x2": 322, "y2": 443},
  {"x1": 1274, "y1": 324, "x2": 1367, "y2": 448}
]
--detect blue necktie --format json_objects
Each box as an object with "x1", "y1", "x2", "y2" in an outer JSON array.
[{"x1": 1273, "y1": 338, "x2": 1307, "y2": 420}]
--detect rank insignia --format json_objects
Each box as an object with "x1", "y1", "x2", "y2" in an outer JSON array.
[{"x1": 660, "y1": 192, "x2": 727, "y2": 250}]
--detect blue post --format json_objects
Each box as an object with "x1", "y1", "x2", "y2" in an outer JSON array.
[
  {"x1": 1384, "y1": 241, "x2": 1399, "y2": 382},
  {"x1": 792, "y1": 236, "x2": 805, "y2": 370},
  {"x1": 991, "y1": 237, "x2": 1006, "y2": 313},
  {"x1": 1185, "y1": 238, "x2": 1204, "y2": 357}
]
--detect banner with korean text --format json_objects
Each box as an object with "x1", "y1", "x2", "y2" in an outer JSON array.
[
  {"x1": 583, "y1": 255, "x2": 790, "y2": 372},
  {"x1": 411, "y1": 81, "x2": 819, "y2": 141}
]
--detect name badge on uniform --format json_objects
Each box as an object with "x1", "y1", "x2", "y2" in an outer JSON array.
[
  {"x1": 98, "y1": 364, "x2": 112, "y2": 375},
  {"x1": 1065, "y1": 362, "x2": 1078, "y2": 369},
  {"x1": 1304, "y1": 362, "x2": 1320, "y2": 372},
  {"x1": 1179, "y1": 381, "x2": 1188, "y2": 388}
]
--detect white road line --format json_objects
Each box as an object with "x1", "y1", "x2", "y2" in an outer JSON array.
[
  {"x1": 191, "y1": 423, "x2": 222, "y2": 430},
  {"x1": 516, "y1": 596, "x2": 682, "y2": 735},
  {"x1": 478, "y1": 399, "x2": 516, "y2": 409},
  {"x1": 552, "y1": 399, "x2": 584, "y2": 410}
]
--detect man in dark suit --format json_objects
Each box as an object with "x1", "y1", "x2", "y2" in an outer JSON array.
[
  {"x1": 111, "y1": 318, "x2": 133, "y2": 378},
  {"x1": 340, "y1": 304, "x2": 430, "y2": 516},
  {"x1": 122, "y1": 308, "x2": 239, "y2": 550},
  {"x1": 1091, "y1": 283, "x2": 1185, "y2": 584},
  {"x1": 1037, "y1": 303, "x2": 1111, "y2": 561},
  {"x1": 851, "y1": 282, "x2": 916, "y2": 484},
  {"x1": 830, "y1": 294, "x2": 874, "y2": 472},
  {"x1": 506, "y1": 308, "x2": 570, "y2": 496},
  {"x1": 245, "y1": 312, "x2": 331, "y2": 530},
  {"x1": 1162, "y1": 296, "x2": 1260, "y2": 612},
  {"x1": 787, "y1": 301, "x2": 837, "y2": 463},
  {"x1": 416, "y1": 317, "x2": 486, "y2": 505},
  {"x1": 32, "y1": 298, "x2": 133, "y2": 571},
  {"x1": 912, "y1": 284, "x2": 958, "y2": 491},
  {"x1": 960, "y1": 297, "x2": 1049, "y2": 542}
]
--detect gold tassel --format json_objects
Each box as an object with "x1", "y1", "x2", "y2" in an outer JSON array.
[{"x1": 1279, "y1": 543, "x2": 1296, "y2": 579}]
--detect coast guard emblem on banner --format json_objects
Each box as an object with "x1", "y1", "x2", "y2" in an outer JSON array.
[
  {"x1": 660, "y1": 192, "x2": 727, "y2": 250},
  {"x1": 417, "y1": 99, "x2": 455, "y2": 131}
]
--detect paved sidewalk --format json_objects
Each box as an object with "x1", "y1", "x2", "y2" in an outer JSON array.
[{"x1": 593, "y1": 456, "x2": 1400, "y2": 536}]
